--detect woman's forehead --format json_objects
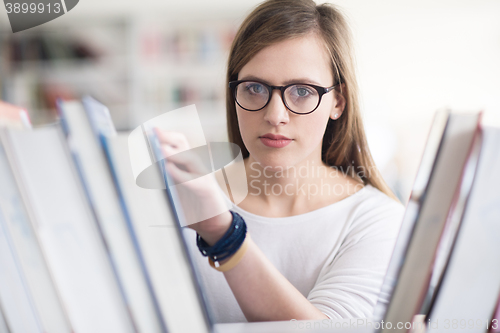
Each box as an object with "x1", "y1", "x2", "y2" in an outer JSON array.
[{"x1": 238, "y1": 34, "x2": 333, "y2": 85}]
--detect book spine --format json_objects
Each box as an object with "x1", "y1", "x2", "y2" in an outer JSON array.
[
  {"x1": 100, "y1": 135, "x2": 169, "y2": 332},
  {"x1": 490, "y1": 284, "x2": 500, "y2": 332},
  {"x1": 0, "y1": 206, "x2": 42, "y2": 332},
  {"x1": 0, "y1": 141, "x2": 73, "y2": 332}
]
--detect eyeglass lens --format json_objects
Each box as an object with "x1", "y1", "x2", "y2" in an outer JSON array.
[{"x1": 235, "y1": 81, "x2": 320, "y2": 113}]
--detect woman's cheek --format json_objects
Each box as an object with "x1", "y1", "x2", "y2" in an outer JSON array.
[
  {"x1": 305, "y1": 115, "x2": 329, "y2": 144},
  {"x1": 237, "y1": 112, "x2": 257, "y2": 150}
]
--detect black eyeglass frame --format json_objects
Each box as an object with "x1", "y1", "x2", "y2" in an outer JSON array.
[{"x1": 229, "y1": 80, "x2": 339, "y2": 115}]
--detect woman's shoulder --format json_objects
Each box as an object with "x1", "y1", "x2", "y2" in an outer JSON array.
[
  {"x1": 346, "y1": 184, "x2": 406, "y2": 238},
  {"x1": 362, "y1": 185, "x2": 405, "y2": 214},
  {"x1": 358, "y1": 184, "x2": 403, "y2": 204},
  {"x1": 321, "y1": 170, "x2": 403, "y2": 215}
]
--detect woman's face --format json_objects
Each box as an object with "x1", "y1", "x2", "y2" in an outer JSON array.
[{"x1": 236, "y1": 33, "x2": 345, "y2": 171}]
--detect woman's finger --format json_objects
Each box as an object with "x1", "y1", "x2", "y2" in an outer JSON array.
[
  {"x1": 162, "y1": 148, "x2": 210, "y2": 175},
  {"x1": 154, "y1": 127, "x2": 190, "y2": 151},
  {"x1": 161, "y1": 144, "x2": 179, "y2": 158},
  {"x1": 165, "y1": 160, "x2": 197, "y2": 184}
]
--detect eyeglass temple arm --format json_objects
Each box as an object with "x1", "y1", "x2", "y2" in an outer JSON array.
[{"x1": 325, "y1": 83, "x2": 339, "y2": 93}]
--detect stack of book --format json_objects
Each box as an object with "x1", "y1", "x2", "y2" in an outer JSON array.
[
  {"x1": 374, "y1": 110, "x2": 500, "y2": 333},
  {"x1": 0, "y1": 97, "x2": 211, "y2": 333},
  {"x1": 0, "y1": 98, "x2": 499, "y2": 333}
]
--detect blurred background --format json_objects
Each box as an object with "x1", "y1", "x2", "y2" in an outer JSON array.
[{"x1": 1, "y1": 0, "x2": 499, "y2": 202}]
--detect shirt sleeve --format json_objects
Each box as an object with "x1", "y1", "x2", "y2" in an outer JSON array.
[{"x1": 306, "y1": 196, "x2": 405, "y2": 319}]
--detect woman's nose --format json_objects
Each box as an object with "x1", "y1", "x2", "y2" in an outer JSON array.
[{"x1": 263, "y1": 90, "x2": 290, "y2": 126}]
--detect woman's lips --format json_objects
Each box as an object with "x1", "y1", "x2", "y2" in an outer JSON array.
[{"x1": 259, "y1": 134, "x2": 293, "y2": 148}]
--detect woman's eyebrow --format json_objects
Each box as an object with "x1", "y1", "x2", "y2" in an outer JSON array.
[
  {"x1": 282, "y1": 78, "x2": 322, "y2": 86},
  {"x1": 238, "y1": 75, "x2": 269, "y2": 84},
  {"x1": 239, "y1": 75, "x2": 322, "y2": 86}
]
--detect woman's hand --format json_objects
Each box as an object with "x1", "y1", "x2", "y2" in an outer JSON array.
[{"x1": 154, "y1": 128, "x2": 232, "y2": 245}]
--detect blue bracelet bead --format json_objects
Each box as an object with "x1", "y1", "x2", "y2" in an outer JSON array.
[{"x1": 196, "y1": 211, "x2": 247, "y2": 263}]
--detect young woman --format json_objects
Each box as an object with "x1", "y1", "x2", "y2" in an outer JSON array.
[{"x1": 156, "y1": 0, "x2": 405, "y2": 323}]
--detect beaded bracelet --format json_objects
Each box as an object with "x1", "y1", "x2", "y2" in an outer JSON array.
[
  {"x1": 197, "y1": 211, "x2": 247, "y2": 267},
  {"x1": 208, "y1": 234, "x2": 250, "y2": 272}
]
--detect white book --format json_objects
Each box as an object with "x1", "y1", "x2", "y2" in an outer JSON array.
[
  {"x1": 103, "y1": 133, "x2": 211, "y2": 333},
  {"x1": 426, "y1": 126, "x2": 500, "y2": 332},
  {"x1": 373, "y1": 109, "x2": 450, "y2": 320},
  {"x1": 0, "y1": 303, "x2": 8, "y2": 333},
  {"x1": 0, "y1": 141, "x2": 72, "y2": 333},
  {"x1": 420, "y1": 116, "x2": 483, "y2": 315},
  {"x1": 381, "y1": 112, "x2": 481, "y2": 333},
  {"x1": 2, "y1": 126, "x2": 135, "y2": 333},
  {"x1": 58, "y1": 99, "x2": 165, "y2": 333},
  {"x1": 0, "y1": 202, "x2": 41, "y2": 332}
]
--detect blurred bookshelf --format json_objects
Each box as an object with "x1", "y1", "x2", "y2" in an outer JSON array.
[
  {"x1": 0, "y1": 20, "x2": 129, "y2": 126},
  {"x1": 130, "y1": 17, "x2": 236, "y2": 142},
  {"x1": 0, "y1": 15, "x2": 238, "y2": 142}
]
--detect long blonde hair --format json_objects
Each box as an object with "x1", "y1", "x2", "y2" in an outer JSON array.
[{"x1": 226, "y1": 0, "x2": 399, "y2": 201}]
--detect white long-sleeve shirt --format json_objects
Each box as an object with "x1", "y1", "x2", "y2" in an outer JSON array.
[{"x1": 184, "y1": 184, "x2": 405, "y2": 323}]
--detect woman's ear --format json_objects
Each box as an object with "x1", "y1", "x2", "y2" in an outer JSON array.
[{"x1": 330, "y1": 83, "x2": 346, "y2": 120}]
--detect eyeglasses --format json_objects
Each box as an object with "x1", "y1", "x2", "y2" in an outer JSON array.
[{"x1": 229, "y1": 80, "x2": 338, "y2": 115}]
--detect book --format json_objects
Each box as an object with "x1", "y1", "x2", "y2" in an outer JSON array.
[
  {"x1": 1, "y1": 126, "x2": 136, "y2": 333},
  {"x1": 373, "y1": 109, "x2": 450, "y2": 320},
  {"x1": 0, "y1": 101, "x2": 31, "y2": 129},
  {"x1": 425, "y1": 126, "x2": 500, "y2": 332},
  {"x1": 87, "y1": 99, "x2": 216, "y2": 332},
  {"x1": 0, "y1": 103, "x2": 42, "y2": 333},
  {"x1": 0, "y1": 303, "x2": 8, "y2": 333},
  {"x1": 380, "y1": 112, "x2": 482, "y2": 333},
  {"x1": 0, "y1": 189, "x2": 41, "y2": 333},
  {"x1": 419, "y1": 112, "x2": 483, "y2": 316},
  {"x1": 491, "y1": 296, "x2": 500, "y2": 333},
  {"x1": 58, "y1": 98, "x2": 166, "y2": 333},
  {"x1": 101, "y1": 133, "x2": 212, "y2": 333},
  {"x1": 0, "y1": 138, "x2": 72, "y2": 333}
]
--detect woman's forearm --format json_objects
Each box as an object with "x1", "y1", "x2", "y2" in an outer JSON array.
[
  {"x1": 196, "y1": 211, "x2": 328, "y2": 321},
  {"x1": 222, "y1": 237, "x2": 328, "y2": 322}
]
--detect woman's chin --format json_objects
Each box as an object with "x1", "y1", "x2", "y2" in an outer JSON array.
[{"x1": 247, "y1": 154, "x2": 298, "y2": 172}]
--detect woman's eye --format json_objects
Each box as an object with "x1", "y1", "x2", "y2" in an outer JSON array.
[
  {"x1": 246, "y1": 83, "x2": 265, "y2": 94},
  {"x1": 296, "y1": 87, "x2": 309, "y2": 97},
  {"x1": 292, "y1": 85, "x2": 313, "y2": 98}
]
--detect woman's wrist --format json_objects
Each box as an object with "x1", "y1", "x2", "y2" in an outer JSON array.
[
  {"x1": 195, "y1": 211, "x2": 233, "y2": 246},
  {"x1": 197, "y1": 211, "x2": 248, "y2": 271}
]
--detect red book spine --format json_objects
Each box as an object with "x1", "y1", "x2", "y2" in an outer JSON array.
[{"x1": 490, "y1": 296, "x2": 500, "y2": 333}]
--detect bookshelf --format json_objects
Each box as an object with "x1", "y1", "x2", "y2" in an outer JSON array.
[
  {"x1": 0, "y1": 14, "x2": 238, "y2": 142},
  {"x1": 0, "y1": 20, "x2": 130, "y2": 126},
  {"x1": 128, "y1": 17, "x2": 236, "y2": 142}
]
